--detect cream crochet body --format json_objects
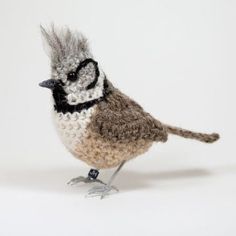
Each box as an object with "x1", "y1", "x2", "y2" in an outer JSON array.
[
  {"x1": 53, "y1": 106, "x2": 153, "y2": 169},
  {"x1": 53, "y1": 107, "x2": 95, "y2": 154}
]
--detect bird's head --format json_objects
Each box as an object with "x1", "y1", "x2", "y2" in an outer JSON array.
[{"x1": 39, "y1": 25, "x2": 106, "y2": 108}]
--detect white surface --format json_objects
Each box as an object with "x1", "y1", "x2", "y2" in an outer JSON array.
[{"x1": 0, "y1": 0, "x2": 235, "y2": 235}]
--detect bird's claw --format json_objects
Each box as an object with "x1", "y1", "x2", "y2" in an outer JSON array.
[
  {"x1": 67, "y1": 176, "x2": 105, "y2": 186},
  {"x1": 86, "y1": 185, "x2": 119, "y2": 199}
]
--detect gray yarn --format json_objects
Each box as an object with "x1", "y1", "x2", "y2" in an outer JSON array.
[{"x1": 40, "y1": 25, "x2": 92, "y2": 64}]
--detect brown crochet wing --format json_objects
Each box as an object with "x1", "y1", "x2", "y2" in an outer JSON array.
[{"x1": 89, "y1": 88, "x2": 168, "y2": 143}]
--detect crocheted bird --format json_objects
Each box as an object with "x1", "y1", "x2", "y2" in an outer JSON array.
[{"x1": 39, "y1": 26, "x2": 219, "y2": 199}]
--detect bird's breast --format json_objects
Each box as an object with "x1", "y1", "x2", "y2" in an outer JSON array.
[{"x1": 53, "y1": 107, "x2": 96, "y2": 153}]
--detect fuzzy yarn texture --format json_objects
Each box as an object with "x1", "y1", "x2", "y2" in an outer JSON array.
[{"x1": 41, "y1": 25, "x2": 219, "y2": 169}]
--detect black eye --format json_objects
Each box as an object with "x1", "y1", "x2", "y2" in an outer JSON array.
[{"x1": 67, "y1": 72, "x2": 77, "y2": 82}]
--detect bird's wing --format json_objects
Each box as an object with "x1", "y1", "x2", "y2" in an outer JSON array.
[{"x1": 89, "y1": 88, "x2": 168, "y2": 143}]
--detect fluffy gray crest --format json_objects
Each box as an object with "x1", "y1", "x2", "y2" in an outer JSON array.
[{"x1": 40, "y1": 25, "x2": 92, "y2": 64}]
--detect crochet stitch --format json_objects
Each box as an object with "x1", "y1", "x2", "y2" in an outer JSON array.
[{"x1": 40, "y1": 25, "x2": 219, "y2": 198}]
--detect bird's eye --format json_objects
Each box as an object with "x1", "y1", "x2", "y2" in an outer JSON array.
[{"x1": 67, "y1": 72, "x2": 77, "y2": 82}]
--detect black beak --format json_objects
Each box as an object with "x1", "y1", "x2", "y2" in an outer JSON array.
[{"x1": 39, "y1": 79, "x2": 59, "y2": 90}]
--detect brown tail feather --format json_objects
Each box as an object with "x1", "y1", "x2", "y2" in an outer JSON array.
[{"x1": 164, "y1": 124, "x2": 220, "y2": 143}]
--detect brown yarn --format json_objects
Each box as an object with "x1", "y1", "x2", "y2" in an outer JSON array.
[
  {"x1": 73, "y1": 131, "x2": 153, "y2": 169},
  {"x1": 89, "y1": 86, "x2": 168, "y2": 144},
  {"x1": 89, "y1": 82, "x2": 219, "y2": 145},
  {"x1": 164, "y1": 124, "x2": 220, "y2": 143},
  {"x1": 59, "y1": 83, "x2": 219, "y2": 169}
]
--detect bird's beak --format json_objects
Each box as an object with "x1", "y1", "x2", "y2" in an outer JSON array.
[{"x1": 39, "y1": 79, "x2": 59, "y2": 90}]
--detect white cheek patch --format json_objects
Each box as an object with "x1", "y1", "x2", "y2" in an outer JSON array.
[
  {"x1": 78, "y1": 63, "x2": 96, "y2": 88},
  {"x1": 65, "y1": 73, "x2": 105, "y2": 105}
]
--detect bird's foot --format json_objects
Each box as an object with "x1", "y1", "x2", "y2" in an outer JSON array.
[
  {"x1": 86, "y1": 184, "x2": 119, "y2": 199},
  {"x1": 67, "y1": 176, "x2": 105, "y2": 186}
]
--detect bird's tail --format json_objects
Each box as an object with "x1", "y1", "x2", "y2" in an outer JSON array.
[{"x1": 164, "y1": 124, "x2": 220, "y2": 143}]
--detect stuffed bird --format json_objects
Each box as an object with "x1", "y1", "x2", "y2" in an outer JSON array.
[{"x1": 39, "y1": 26, "x2": 219, "y2": 199}]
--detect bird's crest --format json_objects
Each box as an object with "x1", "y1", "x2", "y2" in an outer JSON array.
[{"x1": 40, "y1": 25, "x2": 92, "y2": 64}]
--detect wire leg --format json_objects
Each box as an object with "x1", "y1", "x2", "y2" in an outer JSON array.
[{"x1": 87, "y1": 161, "x2": 126, "y2": 199}]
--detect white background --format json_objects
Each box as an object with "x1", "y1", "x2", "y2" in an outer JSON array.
[{"x1": 0, "y1": 0, "x2": 235, "y2": 235}]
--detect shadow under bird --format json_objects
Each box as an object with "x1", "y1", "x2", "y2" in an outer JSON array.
[{"x1": 39, "y1": 25, "x2": 220, "y2": 199}]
